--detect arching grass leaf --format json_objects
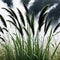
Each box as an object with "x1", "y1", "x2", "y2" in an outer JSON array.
[
  {"x1": 40, "y1": 5, "x2": 49, "y2": 17},
  {"x1": 26, "y1": 12, "x2": 35, "y2": 36},
  {"x1": 0, "y1": 37, "x2": 5, "y2": 42},
  {"x1": 7, "y1": 20, "x2": 17, "y2": 28},
  {"x1": 3, "y1": 28, "x2": 8, "y2": 32},
  {"x1": 53, "y1": 23, "x2": 60, "y2": 33},
  {"x1": 9, "y1": 8, "x2": 18, "y2": 21},
  {"x1": 18, "y1": 24, "x2": 23, "y2": 37},
  {"x1": 44, "y1": 14, "x2": 48, "y2": 32},
  {"x1": 22, "y1": 2, "x2": 28, "y2": 13},
  {"x1": 3, "y1": 8, "x2": 20, "y2": 26},
  {"x1": 38, "y1": 13, "x2": 47, "y2": 31},
  {"x1": 2, "y1": 8, "x2": 13, "y2": 16},
  {"x1": 44, "y1": 18, "x2": 52, "y2": 35},
  {"x1": 23, "y1": 27, "x2": 29, "y2": 36},
  {"x1": 17, "y1": 8, "x2": 25, "y2": 26},
  {"x1": 38, "y1": 5, "x2": 49, "y2": 31},
  {"x1": 51, "y1": 42, "x2": 60, "y2": 59},
  {"x1": 9, "y1": 9, "x2": 22, "y2": 32},
  {"x1": 31, "y1": 13, "x2": 34, "y2": 26},
  {"x1": 0, "y1": 27, "x2": 4, "y2": 33},
  {"x1": 26, "y1": 13, "x2": 31, "y2": 27},
  {"x1": 7, "y1": 20, "x2": 23, "y2": 37},
  {"x1": 8, "y1": 15, "x2": 16, "y2": 24},
  {"x1": 0, "y1": 15, "x2": 7, "y2": 27},
  {"x1": 31, "y1": 13, "x2": 34, "y2": 35}
]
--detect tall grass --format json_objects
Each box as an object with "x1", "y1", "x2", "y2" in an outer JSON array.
[{"x1": 0, "y1": 3, "x2": 60, "y2": 60}]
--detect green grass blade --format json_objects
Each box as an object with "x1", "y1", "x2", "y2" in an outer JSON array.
[
  {"x1": 31, "y1": 13, "x2": 34, "y2": 36},
  {"x1": 51, "y1": 42, "x2": 60, "y2": 60}
]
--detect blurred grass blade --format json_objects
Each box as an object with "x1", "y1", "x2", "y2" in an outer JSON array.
[
  {"x1": 38, "y1": 10, "x2": 47, "y2": 31},
  {"x1": 9, "y1": 9, "x2": 23, "y2": 35},
  {"x1": 10, "y1": 34, "x2": 19, "y2": 60},
  {"x1": 44, "y1": 18, "x2": 52, "y2": 35},
  {"x1": 40, "y1": 5, "x2": 49, "y2": 17},
  {"x1": 26, "y1": 13, "x2": 31, "y2": 27},
  {"x1": 3, "y1": 28, "x2": 8, "y2": 32},
  {"x1": 43, "y1": 29, "x2": 52, "y2": 57},
  {"x1": 2, "y1": 8, "x2": 22, "y2": 33},
  {"x1": 0, "y1": 27, "x2": 4, "y2": 33},
  {"x1": 0, "y1": 37, "x2": 5, "y2": 42},
  {"x1": 7, "y1": 20, "x2": 18, "y2": 30},
  {"x1": 38, "y1": 14, "x2": 47, "y2": 31},
  {"x1": 8, "y1": 15, "x2": 16, "y2": 24},
  {"x1": 31, "y1": 13, "x2": 34, "y2": 35},
  {"x1": 26, "y1": 13, "x2": 35, "y2": 35},
  {"x1": 31, "y1": 13, "x2": 34, "y2": 26},
  {"x1": 38, "y1": 5, "x2": 49, "y2": 31},
  {"x1": 23, "y1": 27, "x2": 29, "y2": 36},
  {"x1": 19, "y1": 24, "x2": 23, "y2": 37},
  {"x1": 17, "y1": 8, "x2": 25, "y2": 26},
  {"x1": 9, "y1": 8, "x2": 18, "y2": 21},
  {"x1": 44, "y1": 15, "x2": 48, "y2": 32},
  {"x1": 51, "y1": 42, "x2": 60, "y2": 59},
  {"x1": 53, "y1": 23, "x2": 60, "y2": 33},
  {"x1": 22, "y1": 2, "x2": 28, "y2": 13},
  {"x1": 7, "y1": 20, "x2": 23, "y2": 37},
  {"x1": 2, "y1": 8, "x2": 13, "y2": 16},
  {"x1": 0, "y1": 15, "x2": 7, "y2": 27}
]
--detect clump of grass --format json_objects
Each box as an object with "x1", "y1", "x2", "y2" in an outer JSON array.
[{"x1": 0, "y1": 3, "x2": 60, "y2": 60}]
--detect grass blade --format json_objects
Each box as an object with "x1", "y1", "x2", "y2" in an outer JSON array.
[
  {"x1": 26, "y1": 13, "x2": 31, "y2": 27},
  {"x1": 22, "y1": 2, "x2": 28, "y2": 13},
  {"x1": 44, "y1": 18, "x2": 52, "y2": 35},
  {"x1": 38, "y1": 12, "x2": 47, "y2": 31},
  {"x1": 51, "y1": 42, "x2": 60, "y2": 59},
  {"x1": 0, "y1": 37, "x2": 5, "y2": 42},
  {"x1": 31, "y1": 13, "x2": 34, "y2": 35},
  {"x1": 23, "y1": 27, "x2": 29, "y2": 36},
  {"x1": 3, "y1": 28, "x2": 8, "y2": 32},
  {"x1": 17, "y1": 8, "x2": 25, "y2": 26},
  {"x1": 9, "y1": 8, "x2": 18, "y2": 21},
  {"x1": 7, "y1": 20, "x2": 23, "y2": 37},
  {"x1": 0, "y1": 27, "x2": 4, "y2": 33},
  {"x1": 38, "y1": 5, "x2": 50, "y2": 31},
  {"x1": 2, "y1": 8, "x2": 13, "y2": 16},
  {"x1": 0, "y1": 15, "x2": 7, "y2": 27},
  {"x1": 53, "y1": 23, "x2": 60, "y2": 33},
  {"x1": 8, "y1": 15, "x2": 16, "y2": 24}
]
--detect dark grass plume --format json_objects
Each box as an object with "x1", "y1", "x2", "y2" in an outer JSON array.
[
  {"x1": 53, "y1": 23, "x2": 60, "y2": 33},
  {"x1": 0, "y1": 27, "x2": 4, "y2": 33},
  {"x1": 0, "y1": 15, "x2": 7, "y2": 27},
  {"x1": 38, "y1": 5, "x2": 49, "y2": 31},
  {"x1": 8, "y1": 15, "x2": 17, "y2": 24},
  {"x1": 44, "y1": 18, "x2": 53, "y2": 35},
  {"x1": 17, "y1": 8, "x2": 25, "y2": 26},
  {"x1": 7, "y1": 20, "x2": 23, "y2": 37}
]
